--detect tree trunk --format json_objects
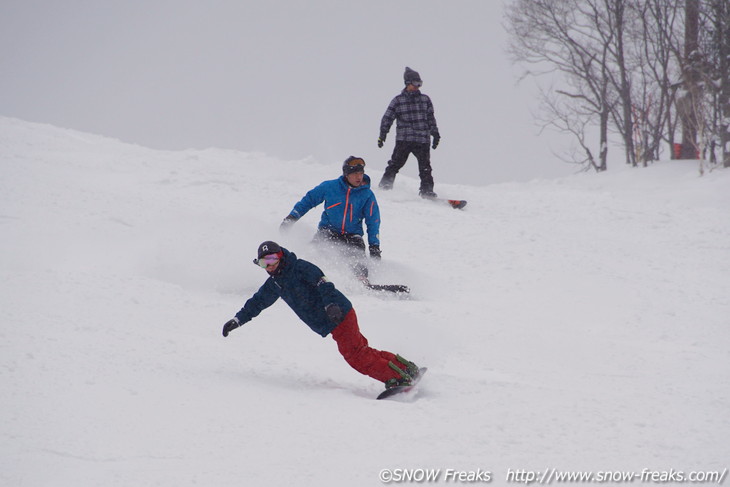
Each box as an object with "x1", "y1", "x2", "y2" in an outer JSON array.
[
  {"x1": 718, "y1": 0, "x2": 730, "y2": 167},
  {"x1": 599, "y1": 107, "x2": 609, "y2": 171},
  {"x1": 679, "y1": 0, "x2": 700, "y2": 159},
  {"x1": 610, "y1": 0, "x2": 637, "y2": 166}
]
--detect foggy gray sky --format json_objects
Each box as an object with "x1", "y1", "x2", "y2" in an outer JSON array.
[{"x1": 1, "y1": 0, "x2": 575, "y2": 185}]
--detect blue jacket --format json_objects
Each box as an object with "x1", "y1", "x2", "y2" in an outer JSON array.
[
  {"x1": 289, "y1": 175, "x2": 381, "y2": 246},
  {"x1": 235, "y1": 249, "x2": 353, "y2": 337}
]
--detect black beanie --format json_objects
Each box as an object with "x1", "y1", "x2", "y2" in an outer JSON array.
[
  {"x1": 404, "y1": 66, "x2": 422, "y2": 84},
  {"x1": 257, "y1": 241, "x2": 282, "y2": 259}
]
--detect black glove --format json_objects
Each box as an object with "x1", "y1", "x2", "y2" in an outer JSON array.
[
  {"x1": 280, "y1": 214, "x2": 298, "y2": 231},
  {"x1": 377, "y1": 135, "x2": 386, "y2": 148},
  {"x1": 369, "y1": 244, "x2": 382, "y2": 260},
  {"x1": 325, "y1": 304, "x2": 344, "y2": 323},
  {"x1": 222, "y1": 318, "x2": 241, "y2": 337},
  {"x1": 432, "y1": 134, "x2": 440, "y2": 150}
]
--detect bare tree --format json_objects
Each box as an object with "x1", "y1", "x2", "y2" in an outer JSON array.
[
  {"x1": 506, "y1": 0, "x2": 614, "y2": 171},
  {"x1": 505, "y1": 0, "x2": 727, "y2": 173},
  {"x1": 600, "y1": 0, "x2": 638, "y2": 166},
  {"x1": 677, "y1": 0, "x2": 702, "y2": 159},
  {"x1": 537, "y1": 81, "x2": 608, "y2": 171},
  {"x1": 719, "y1": 0, "x2": 730, "y2": 168},
  {"x1": 699, "y1": 0, "x2": 730, "y2": 167},
  {"x1": 628, "y1": 0, "x2": 683, "y2": 164},
  {"x1": 675, "y1": 0, "x2": 730, "y2": 169}
]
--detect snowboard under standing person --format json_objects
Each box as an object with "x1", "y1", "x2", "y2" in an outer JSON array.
[
  {"x1": 221, "y1": 241, "x2": 420, "y2": 389},
  {"x1": 377, "y1": 67, "x2": 441, "y2": 199},
  {"x1": 279, "y1": 156, "x2": 380, "y2": 282}
]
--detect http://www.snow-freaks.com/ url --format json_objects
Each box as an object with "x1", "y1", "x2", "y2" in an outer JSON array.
[{"x1": 378, "y1": 467, "x2": 728, "y2": 484}]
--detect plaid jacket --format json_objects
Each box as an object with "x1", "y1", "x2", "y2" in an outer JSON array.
[{"x1": 380, "y1": 89, "x2": 440, "y2": 144}]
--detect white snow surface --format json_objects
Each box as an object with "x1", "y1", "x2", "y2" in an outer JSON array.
[{"x1": 1, "y1": 116, "x2": 729, "y2": 486}]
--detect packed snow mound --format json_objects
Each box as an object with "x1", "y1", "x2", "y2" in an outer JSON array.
[{"x1": 2, "y1": 116, "x2": 729, "y2": 486}]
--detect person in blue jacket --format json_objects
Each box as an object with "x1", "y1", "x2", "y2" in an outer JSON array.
[
  {"x1": 221, "y1": 241, "x2": 419, "y2": 388},
  {"x1": 280, "y1": 156, "x2": 381, "y2": 281}
]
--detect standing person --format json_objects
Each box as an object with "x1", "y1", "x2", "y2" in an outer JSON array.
[
  {"x1": 221, "y1": 241, "x2": 420, "y2": 389},
  {"x1": 279, "y1": 156, "x2": 381, "y2": 281},
  {"x1": 377, "y1": 66, "x2": 441, "y2": 199}
]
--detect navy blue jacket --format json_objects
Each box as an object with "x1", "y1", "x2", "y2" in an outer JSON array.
[
  {"x1": 235, "y1": 248, "x2": 353, "y2": 337},
  {"x1": 289, "y1": 175, "x2": 380, "y2": 246}
]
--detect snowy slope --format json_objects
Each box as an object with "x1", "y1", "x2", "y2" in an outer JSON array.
[{"x1": 1, "y1": 116, "x2": 729, "y2": 486}]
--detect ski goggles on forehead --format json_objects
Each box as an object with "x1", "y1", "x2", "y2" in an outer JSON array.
[
  {"x1": 343, "y1": 158, "x2": 365, "y2": 175},
  {"x1": 345, "y1": 157, "x2": 365, "y2": 167},
  {"x1": 255, "y1": 254, "x2": 280, "y2": 268}
]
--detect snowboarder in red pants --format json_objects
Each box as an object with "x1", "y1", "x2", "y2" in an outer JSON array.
[{"x1": 221, "y1": 241, "x2": 419, "y2": 388}]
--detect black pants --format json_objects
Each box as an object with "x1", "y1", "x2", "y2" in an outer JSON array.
[
  {"x1": 379, "y1": 141, "x2": 434, "y2": 192},
  {"x1": 314, "y1": 227, "x2": 368, "y2": 279}
]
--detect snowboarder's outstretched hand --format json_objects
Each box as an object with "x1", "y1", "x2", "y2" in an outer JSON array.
[
  {"x1": 325, "y1": 304, "x2": 344, "y2": 324},
  {"x1": 222, "y1": 318, "x2": 241, "y2": 337},
  {"x1": 377, "y1": 134, "x2": 386, "y2": 148},
  {"x1": 280, "y1": 214, "x2": 298, "y2": 231}
]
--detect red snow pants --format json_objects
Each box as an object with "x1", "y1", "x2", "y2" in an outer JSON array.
[{"x1": 330, "y1": 309, "x2": 405, "y2": 383}]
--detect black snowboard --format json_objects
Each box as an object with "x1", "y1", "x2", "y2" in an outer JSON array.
[
  {"x1": 361, "y1": 277, "x2": 410, "y2": 294},
  {"x1": 377, "y1": 367, "x2": 428, "y2": 400},
  {"x1": 365, "y1": 282, "x2": 410, "y2": 294}
]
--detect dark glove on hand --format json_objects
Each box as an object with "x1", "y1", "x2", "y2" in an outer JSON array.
[
  {"x1": 377, "y1": 135, "x2": 386, "y2": 148},
  {"x1": 432, "y1": 135, "x2": 440, "y2": 150},
  {"x1": 325, "y1": 304, "x2": 344, "y2": 323},
  {"x1": 280, "y1": 214, "x2": 298, "y2": 231},
  {"x1": 369, "y1": 244, "x2": 382, "y2": 259},
  {"x1": 222, "y1": 318, "x2": 241, "y2": 337}
]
